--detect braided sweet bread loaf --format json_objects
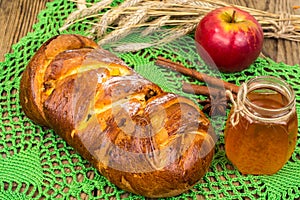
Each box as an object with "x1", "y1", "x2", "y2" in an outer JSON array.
[{"x1": 20, "y1": 34, "x2": 215, "y2": 198}]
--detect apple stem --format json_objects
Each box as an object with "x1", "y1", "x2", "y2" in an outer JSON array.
[{"x1": 230, "y1": 10, "x2": 236, "y2": 23}]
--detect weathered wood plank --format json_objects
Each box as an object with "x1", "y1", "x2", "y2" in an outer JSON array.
[{"x1": 0, "y1": 0, "x2": 51, "y2": 61}]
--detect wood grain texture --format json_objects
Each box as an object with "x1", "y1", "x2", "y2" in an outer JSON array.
[
  {"x1": 0, "y1": 0, "x2": 299, "y2": 66},
  {"x1": 0, "y1": 0, "x2": 51, "y2": 61}
]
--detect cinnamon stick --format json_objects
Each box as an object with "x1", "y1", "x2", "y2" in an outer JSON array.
[
  {"x1": 182, "y1": 82, "x2": 216, "y2": 96},
  {"x1": 155, "y1": 56, "x2": 239, "y2": 94},
  {"x1": 182, "y1": 82, "x2": 237, "y2": 99}
]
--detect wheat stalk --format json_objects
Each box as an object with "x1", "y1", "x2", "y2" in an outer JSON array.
[
  {"x1": 60, "y1": 0, "x2": 113, "y2": 31},
  {"x1": 112, "y1": 42, "x2": 155, "y2": 52},
  {"x1": 77, "y1": 0, "x2": 87, "y2": 10},
  {"x1": 107, "y1": 23, "x2": 198, "y2": 52},
  {"x1": 141, "y1": 15, "x2": 171, "y2": 36},
  {"x1": 98, "y1": 6, "x2": 149, "y2": 45},
  {"x1": 92, "y1": 0, "x2": 143, "y2": 37},
  {"x1": 159, "y1": 23, "x2": 198, "y2": 44},
  {"x1": 62, "y1": 0, "x2": 300, "y2": 51}
]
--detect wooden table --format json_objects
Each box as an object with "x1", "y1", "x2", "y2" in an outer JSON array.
[{"x1": 0, "y1": 0, "x2": 300, "y2": 66}]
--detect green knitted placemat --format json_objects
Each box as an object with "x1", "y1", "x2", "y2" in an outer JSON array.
[{"x1": 0, "y1": 0, "x2": 300, "y2": 199}]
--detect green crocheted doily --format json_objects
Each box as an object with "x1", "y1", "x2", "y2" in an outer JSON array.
[{"x1": 0, "y1": 0, "x2": 299, "y2": 199}]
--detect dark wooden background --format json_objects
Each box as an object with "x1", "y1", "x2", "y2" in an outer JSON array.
[{"x1": 0, "y1": 0, "x2": 299, "y2": 66}]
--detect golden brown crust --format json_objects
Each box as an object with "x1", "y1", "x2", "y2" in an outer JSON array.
[
  {"x1": 19, "y1": 34, "x2": 215, "y2": 198},
  {"x1": 20, "y1": 34, "x2": 98, "y2": 126}
]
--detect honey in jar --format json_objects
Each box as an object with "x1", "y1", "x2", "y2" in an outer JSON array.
[{"x1": 224, "y1": 76, "x2": 298, "y2": 175}]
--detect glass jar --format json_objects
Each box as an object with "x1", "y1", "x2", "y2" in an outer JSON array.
[{"x1": 224, "y1": 76, "x2": 298, "y2": 175}]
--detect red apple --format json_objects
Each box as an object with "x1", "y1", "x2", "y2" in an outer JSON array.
[{"x1": 195, "y1": 6, "x2": 263, "y2": 72}]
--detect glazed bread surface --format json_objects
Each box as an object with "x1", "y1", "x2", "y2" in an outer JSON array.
[{"x1": 20, "y1": 34, "x2": 215, "y2": 198}]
